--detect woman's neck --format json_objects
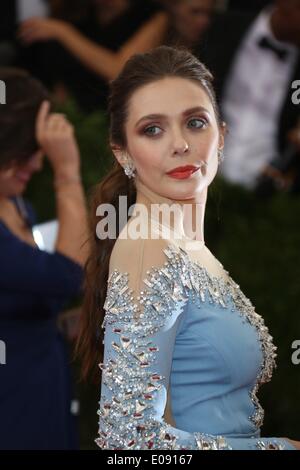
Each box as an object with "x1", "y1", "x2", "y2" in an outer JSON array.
[
  {"x1": 0, "y1": 195, "x2": 13, "y2": 212},
  {"x1": 134, "y1": 178, "x2": 206, "y2": 242}
]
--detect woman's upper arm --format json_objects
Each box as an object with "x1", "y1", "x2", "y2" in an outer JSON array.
[
  {"x1": 98, "y1": 237, "x2": 188, "y2": 449},
  {"x1": 0, "y1": 227, "x2": 83, "y2": 297}
]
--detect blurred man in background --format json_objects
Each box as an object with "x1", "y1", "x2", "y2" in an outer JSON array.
[{"x1": 199, "y1": 0, "x2": 300, "y2": 194}]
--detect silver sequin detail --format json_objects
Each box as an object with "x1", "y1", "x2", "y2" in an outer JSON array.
[
  {"x1": 195, "y1": 433, "x2": 232, "y2": 450},
  {"x1": 256, "y1": 440, "x2": 285, "y2": 450},
  {"x1": 96, "y1": 244, "x2": 277, "y2": 450}
]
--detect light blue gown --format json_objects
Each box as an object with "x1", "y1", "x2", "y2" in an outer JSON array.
[{"x1": 96, "y1": 186, "x2": 296, "y2": 451}]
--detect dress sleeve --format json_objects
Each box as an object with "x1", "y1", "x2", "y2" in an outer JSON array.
[
  {"x1": 96, "y1": 237, "x2": 296, "y2": 451},
  {"x1": 0, "y1": 223, "x2": 83, "y2": 298}
]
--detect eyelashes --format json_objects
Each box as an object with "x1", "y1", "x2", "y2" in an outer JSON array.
[
  {"x1": 187, "y1": 117, "x2": 208, "y2": 129},
  {"x1": 143, "y1": 125, "x2": 161, "y2": 137},
  {"x1": 142, "y1": 117, "x2": 209, "y2": 137}
]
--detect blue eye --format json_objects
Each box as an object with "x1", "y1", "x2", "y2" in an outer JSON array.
[
  {"x1": 143, "y1": 125, "x2": 162, "y2": 136},
  {"x1": 188, "y1": 118, "x2": 207, "y2": 129}
]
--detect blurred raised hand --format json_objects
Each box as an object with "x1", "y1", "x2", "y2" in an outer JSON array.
[{"x1": 18, "y1": 17, "x2": 68, "y2": 44}]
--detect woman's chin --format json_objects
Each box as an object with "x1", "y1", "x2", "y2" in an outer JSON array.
[{"x1": 167, "y1": 180, "x2": 205, "y2": 200}]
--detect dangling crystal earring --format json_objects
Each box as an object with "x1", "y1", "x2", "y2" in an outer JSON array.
[
  {"x1": 122, "y1": 154, "x2": 136, "y2": 179},
  {"x1": 218, "y1": 149, "x2": 224, "y2": 164}
]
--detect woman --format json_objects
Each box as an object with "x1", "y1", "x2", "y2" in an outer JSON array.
[
  {"x1": 0, "y1": 68, "x2": 88, "y2": 449},
  {"x1": 77, "y1": 46, "x2": 299, "y2": 450}
]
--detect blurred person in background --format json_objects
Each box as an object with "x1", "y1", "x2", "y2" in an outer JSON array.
[
  {"x1": 17, "y1": 0, "x2": 217, "y2": 112},
  {"x1": 17, "y1": 0, "x2": 167, "y2": 112},
  {"x1": 198, "y1": 0, "x2": 300, "y2": 195},
  {"x1": 0, "y1": 68, "x2": 88, "y2": 449},
  {"x1": 161, "y1": 0, "x2": 216, "y2": 49}
]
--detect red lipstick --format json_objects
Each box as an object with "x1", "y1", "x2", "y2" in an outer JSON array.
[{"x1": 166, "y1": 165, "x2": 200, "y2": 180}]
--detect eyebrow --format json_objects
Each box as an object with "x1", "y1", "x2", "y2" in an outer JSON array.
[{"x1": 134, "y1": 106, "x2": 211, "y2": 128}]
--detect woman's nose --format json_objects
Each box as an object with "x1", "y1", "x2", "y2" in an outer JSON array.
[
  {"x1": 171, "y1": 125, "x2": 190, "y2": 156},
  {"x1": 173, "y1": 139, "x2": 189, "y2": 156}
]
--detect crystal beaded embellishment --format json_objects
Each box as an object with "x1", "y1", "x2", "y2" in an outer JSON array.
[{"x1": 96, "y1": 244, "x2": 278, "y2": 450}]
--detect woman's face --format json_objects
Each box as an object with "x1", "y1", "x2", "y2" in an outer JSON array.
[
  {"x1": 0, "y1": 150, "x2": 43, "y2": 198},
  {"x1": 115, "y1": 76, "x2": 224, "y2": 202},
  {"x1": 171, "y1": 0, "x2": 215, "y2": 43}
]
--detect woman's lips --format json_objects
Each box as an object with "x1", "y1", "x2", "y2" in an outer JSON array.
[{"x1": 166, "y1": 165, "x2": 200, "y2": 180}]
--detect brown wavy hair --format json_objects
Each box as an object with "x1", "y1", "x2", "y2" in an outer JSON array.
[
  {"x1": 76, "y1": 45, "x2": 220, "y2": 381},
  {"x1": 0, "y1": 67, "x2": 50, "y2": 169}
]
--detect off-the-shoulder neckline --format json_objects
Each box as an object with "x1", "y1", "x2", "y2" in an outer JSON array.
[{"x1": 108, "y1": 241, "x2": 231, "y2": 287}]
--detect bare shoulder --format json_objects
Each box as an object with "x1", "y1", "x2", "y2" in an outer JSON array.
[{"x1": 109, "y1": 218, "x2": 170, "y2": 279}]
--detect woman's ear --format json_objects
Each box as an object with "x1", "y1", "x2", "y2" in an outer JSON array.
[{"x1": 110, "y1": 144, "x2": 126, "y2": 166}]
